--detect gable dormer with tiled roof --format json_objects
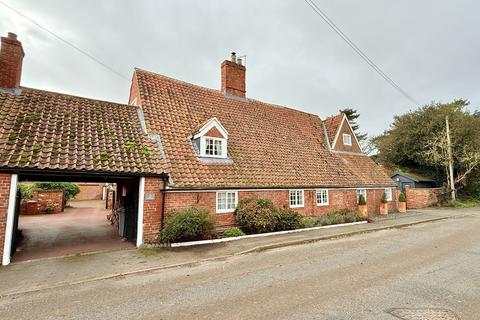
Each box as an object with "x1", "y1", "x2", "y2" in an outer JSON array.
[{"x1": 323, "y1": 113, "x2": 362, "y2": 154}]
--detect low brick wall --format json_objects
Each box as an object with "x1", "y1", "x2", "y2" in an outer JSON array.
[
  {"x1": 405, "y1": 186, "x2": 443, "y2": 209},
  {"x1": 20, "y1": 189, "x2": 64, "y2": 215}
]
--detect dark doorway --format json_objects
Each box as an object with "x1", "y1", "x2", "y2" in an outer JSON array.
[{"x1": 11, "y1": 173, "x2": 140, "y2": 262}]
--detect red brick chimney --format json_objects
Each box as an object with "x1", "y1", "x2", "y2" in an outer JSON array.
[
  {"x1": 0, "y1": 32, "x2": 25, "y2": 89},
  {"x1": 221, "y1": 52, "x2": 246, "y2": 98}
]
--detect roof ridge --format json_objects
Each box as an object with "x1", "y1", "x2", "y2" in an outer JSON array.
[
  {"x1": 134, "y1": 67, "x2": 220, "y2": 94},
  {"x1": 134, "y1": 67, "x2": 327, "y2": 121}
]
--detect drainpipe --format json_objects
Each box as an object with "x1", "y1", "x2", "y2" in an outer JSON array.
[{"x1": 160, "y1": 175, "x2": 168, "y2": 231}]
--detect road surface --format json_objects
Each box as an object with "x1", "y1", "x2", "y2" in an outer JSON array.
[{"x1": 1, "y1": 212, "x2": 479, "y2": 319}]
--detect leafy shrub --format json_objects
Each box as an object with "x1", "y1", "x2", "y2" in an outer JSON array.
[
  {"x1": 17, "y1": 182, "x2": 34, "y2": 200},
  {"x1": 343, "y1": 212, "x2": 357, "y2": 223},
  {"x1": 43, "y1": 201, "x2": 56, "y2": 213},
  {"x1": 327, "y1": 212, "x2": 345, "y2": 225},
  {"x1": 318, "y1": 215, "x2": 333, "y2": 226},
  {"x1": 398, "y1": 192, "x2": 406, "y2": 202},
  {"x1": 160, "y1": 207, "x2": 215, "y2": 243},
  {"x1": 222, "y1": 227, "x2": 245, "y2": 238},
  {"x1": 300, "y1": 217, "x2": 317, "y2": 228},
  {"x1": 380, "y1": 193, "x2": 388, "y2": 203},
  {"x1": 35, "y1": 182, "x2": 80, "y2": 201},
  {"x1": 235, "y1": 198, "x2": 278, "y2": 233},
  {"x1": 316, "y1": 209, "x2": 365, "y2": 226},
  {"x1": 358, "y1": 194, "x2": 367, "y2": 205},
  {"x1": 275, "y1": 208, "x2": 302, "y2": 231}
]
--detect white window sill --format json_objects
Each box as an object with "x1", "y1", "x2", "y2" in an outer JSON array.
[
  {"x1": 216, "y1": 209, "x2": 236, "y2": 214},
  {"x1": 289, "y1": 205, "x2": 304, "y2": 208},
  {"x1": 316, "y1": 203, "x2": 329, "y2": 206}
]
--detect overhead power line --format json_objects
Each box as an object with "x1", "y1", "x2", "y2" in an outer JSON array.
[
  {"x1": 303, "y1": 0, "x2": 419, "y2": 106},
  {"x1": 0, "y1": 0, "x2": 130, "y2": 82}
]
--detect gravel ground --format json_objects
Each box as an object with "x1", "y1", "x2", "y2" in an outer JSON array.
[{"x1": 0, "y1": 211, "x2": 479, "y2": 319}]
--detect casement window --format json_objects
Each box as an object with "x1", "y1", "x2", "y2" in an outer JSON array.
[
  {"x1": 316, "y1": 189, "x2": 329, "y2": 206},
  {"x1": 205, "y1": 138, "x2": 224, "y2": 157},
  {"x1": 343, "y1": 133, "x2": 352, "y2": 146},
  {"x1": 385, "y1": 188, "x2": 393, "y2": 201},
  {"x1": 356, "y1": 189, "x2": 367, "y2": 203},
  {"x1": 289, "y1": 189, "x2": 304, "y2": 208},
  {"x1": 216, "y1": 191, "x2": 238, "y2": 213}
]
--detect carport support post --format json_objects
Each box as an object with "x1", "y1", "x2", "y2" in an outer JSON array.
[
  {"x1": 2, "y1": 174, "x2": 18, "y2": 266},
  {"x1": 136, "y1": 177, "x2": 145, "y2": 247}
]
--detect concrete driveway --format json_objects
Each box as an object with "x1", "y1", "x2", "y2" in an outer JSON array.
[
  {"x1": 14, "y1": 200, "x2": 133, "y2": 262},
  {"x1": 1, "y1": 207, "x2": 479, "y2": 319}
]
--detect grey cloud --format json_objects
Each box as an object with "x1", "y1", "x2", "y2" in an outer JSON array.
[{"x1": 1, "y1": 0, "x2": 478, "y2": 136}]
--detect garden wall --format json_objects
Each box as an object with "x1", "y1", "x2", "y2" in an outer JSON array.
[
  {"x1": 405, "y1": 186, "x2": 443, "y2": 209},
  {"x1": 74, "y1": 183, "x2": 104, "y2": 201},
  {"x1": 20, "y1": 189, "x2": 64, "y2": 215}
]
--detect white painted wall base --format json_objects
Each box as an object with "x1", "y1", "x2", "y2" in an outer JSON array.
[
  {"x1": 2, "y1": 174, "x2": 18, "y2": 266},
  {"x1": 136, "y1": 177, "x2": 145, "y2": 247}
]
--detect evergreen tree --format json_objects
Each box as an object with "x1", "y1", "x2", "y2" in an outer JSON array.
[{"x1": 339, "y1": 107, "x2": 367, "y2": 142}]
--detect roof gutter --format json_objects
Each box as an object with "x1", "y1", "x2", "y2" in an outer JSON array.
[{"x1": 0, "y1": 167, "x2": 168, "y2": 179}]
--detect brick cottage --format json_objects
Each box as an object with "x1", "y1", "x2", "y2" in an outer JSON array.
[{"x1": 0, "y1": 33, "x2": 396, "y2": 264}]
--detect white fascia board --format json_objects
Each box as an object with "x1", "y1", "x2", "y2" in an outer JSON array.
[{"x1": 193, "y1": 117, "x2": 229, "y2": 139}]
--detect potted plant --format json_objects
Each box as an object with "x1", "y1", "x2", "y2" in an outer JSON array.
[
  {"x1": 357, "y1": 194, "x2": 367, "y2": 217},
  {"x1": 398, "y1": 192, "x2": 407, "y2": 213},
  {"x1": 380, "y1": 193, "x2": 388, "y2": 215}
]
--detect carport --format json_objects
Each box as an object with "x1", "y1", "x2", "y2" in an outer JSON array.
[
  {"x1": 2, "y1": 171, "x2": 151, "y2": 265},
  {"x1": 0, "y1": 83, "x2": 166, "y2": 266}
]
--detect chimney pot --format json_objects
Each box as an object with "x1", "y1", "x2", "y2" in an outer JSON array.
[
  {"x1": 230, "y1": 52, "x2": 236, "y2": 63},
  {"x1": 0, "y1": 32, "x2": 25, "y2": 89}
]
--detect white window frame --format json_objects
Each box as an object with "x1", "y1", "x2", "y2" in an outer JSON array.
[
  {"x1": 316, "y1": 189, "x2": 329, "y2": 206},
  {"x1": 356, "y1": 189, "x2": 367, "y2": 203},
  {"x1": 200, "y1": 136, "x2": 227, "y2": 158},
  {"x1": 216, "y1": 191, "x2": 238, "y2": 213},
  {"x1": 343, "y1": 133, "x2": 352, "y2": 146},
  {"x1": 385, "y1": 188, "x2": 393, "y2": 201},
  {"x1": 289, "y1": 189, "x2": 304, "y2": 208}
]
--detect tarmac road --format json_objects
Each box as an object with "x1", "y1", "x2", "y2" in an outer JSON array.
[{"x1": 1, "y1": 211, "x2": 479, "y2": 319}]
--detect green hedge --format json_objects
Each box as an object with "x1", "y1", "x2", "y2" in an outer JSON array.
[
  {"x1": 222, "y1": 227, "x2": 245, "y2": 238},
  {"x1": 235, "y1": 198, "x2": 278, "y2": 233},
  {"x1": 235, "y1": 198, "x2": 303, "y2": 233},
  {"x1": 160, "y1": 207, "x2": 215, "y2": 243}
]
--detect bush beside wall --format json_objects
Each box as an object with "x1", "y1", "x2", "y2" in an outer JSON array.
[{"x1": 160, "y1": 207, "x2": 215, "y2": 243}]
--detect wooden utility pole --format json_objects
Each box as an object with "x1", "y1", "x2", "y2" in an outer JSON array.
[{"x1": 446, "y1": 116, "x2": 456, "y2": 200}]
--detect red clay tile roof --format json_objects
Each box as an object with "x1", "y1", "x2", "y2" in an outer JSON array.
[
  {"x1": 335, "y1": 153, "x2": 395, "y2": 187},
  {"x1": 323, "y1": 113, "x2": 344, "y2": 146},
  {"x1": 133, "y1": 68, "x2": 393, "y2": 188},
  {"x1": 0, "y1": 87, "x2": 165, "y2": 175}
]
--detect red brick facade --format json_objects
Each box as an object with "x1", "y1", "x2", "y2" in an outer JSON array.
[
  {"x1": 0, "y1": 173, "x2": 12, "y2": 263},
  {"x1": 0, "y1": 33, "x2": 24, "y2": 89},
  {"x1": 154, "y1": 187, "x2": 399, "y2": 233},
  {"x1": 75, "y1": 183, "x2": 104, "y2": 201},
  {"x1": 142, "y1": 177, "x2": 165, "y2": 244},
  {"x1": 405, "y1": 186, "x2": 442, "y2": 209}
]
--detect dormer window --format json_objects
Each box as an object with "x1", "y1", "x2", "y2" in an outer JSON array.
[
  {"x1": 202, "y1": 137, "x2": 226, "y2": 158},
  {"x1": 343, "y1": 133, "x2": 352, "y2": 146},
  {"x1": 192, "y1": 117, "x2": 229, "y2": 159}
]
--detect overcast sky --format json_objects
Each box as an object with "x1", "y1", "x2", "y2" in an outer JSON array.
[{"x1": 1, "y1": 0, "x2": 479, "y2": 136}]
